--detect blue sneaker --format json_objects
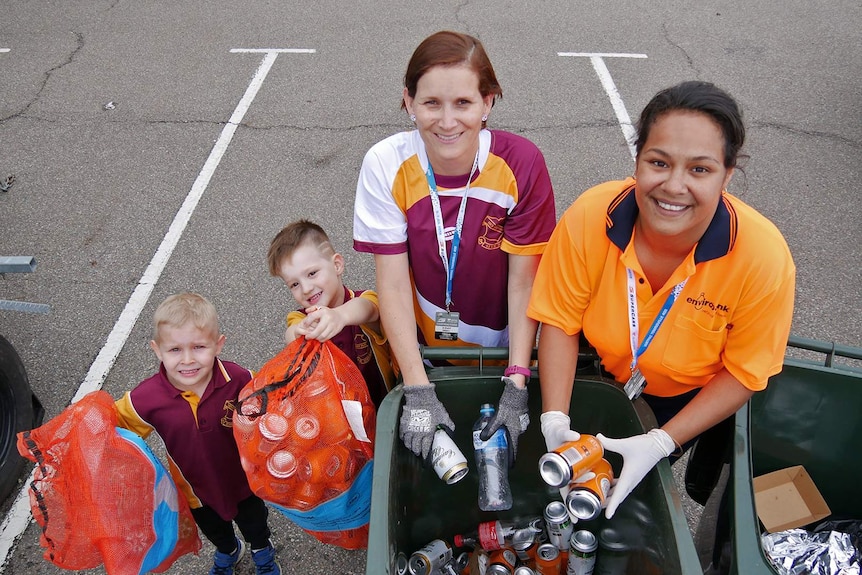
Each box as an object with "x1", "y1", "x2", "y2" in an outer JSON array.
[
  {"x1": 251, "y1": 541, "x2": 282, "y2": 575},
  {"x1": 209, "y1": 537, "x2": 245, "y2": 575}
]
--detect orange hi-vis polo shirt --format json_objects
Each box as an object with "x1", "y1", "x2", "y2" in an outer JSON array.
[{"x1": 528, "y1": 178, "x2": 795, "y2": 397}]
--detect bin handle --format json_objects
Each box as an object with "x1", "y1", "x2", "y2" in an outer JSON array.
[{"x1": 786, "y1": 334, "x2": 862, "y2": 366}]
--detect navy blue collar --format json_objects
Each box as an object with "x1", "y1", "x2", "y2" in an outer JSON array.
[{"x1": 606, "y1": 184, "x2": 737, "y2": 264}]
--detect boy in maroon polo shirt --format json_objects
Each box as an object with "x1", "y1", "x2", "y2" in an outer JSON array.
[
  {"x1": 267, "y1": 220, "x2": 396, "y2": 407},
  {"x1": 115, "y1": 292, "x2": 281, "y2": 575}
]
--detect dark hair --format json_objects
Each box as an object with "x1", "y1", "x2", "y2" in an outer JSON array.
[
  {"x1": 267, "y1": 219, "x2": 335, "y2": 276},
  {"x1": 402, "y1": 31, "x2": 503, "y2": 110},
  {"x1": 635, "y1": 81, "x2": 745, "y2": 168}
]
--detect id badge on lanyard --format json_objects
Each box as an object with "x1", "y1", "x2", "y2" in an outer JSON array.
[
  {"x1": 435, "y1": 311, "x2": 460, "y2": 341},
  {"x1": 623, "y1": 269, "x2": 687, "y2": 400},
  {"x1": 426, "y1": 150, "x2": 479, "y2": 341}
]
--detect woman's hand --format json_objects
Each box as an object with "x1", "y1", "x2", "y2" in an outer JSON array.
[
  {"x1": 479, "y1": 377, "x2": 529, "y2": 464},
  {"x1": 540, "y1": 411, "x2": 581, "y2": 452},
  {"x1": 540, "y1": 411, "x2": 582, "y2": 518},
  {"x1": 399, "y1": 384, "x2": 455, "y2": 459},
  {"x1": 597, "y1": 429, "x2": 676, "y2": 519}
]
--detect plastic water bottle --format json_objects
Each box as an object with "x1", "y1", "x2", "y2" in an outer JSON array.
[{"x1": 473, "y1": 403, "x2": 513, "y2": 511}]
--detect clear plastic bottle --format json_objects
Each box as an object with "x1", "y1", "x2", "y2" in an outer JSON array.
[{"x1": 472, "y1": 403, "x2": 513, "y2": 511}]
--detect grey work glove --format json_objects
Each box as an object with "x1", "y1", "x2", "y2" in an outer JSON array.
[
  {"x1": 399, "y1": 383, "x2": 455, "y2": 459},
  {"x1": 479, "y1": 377, "x2": 529, "y2": 465}
]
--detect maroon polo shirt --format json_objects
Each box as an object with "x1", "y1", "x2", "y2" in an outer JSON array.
[{"x1": 121, "y1": 358, "x2": 253, "y2": 521}]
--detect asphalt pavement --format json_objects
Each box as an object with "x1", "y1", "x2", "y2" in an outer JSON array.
[{"x1": 1, "y1": 1, "x2": 860, "y2": 574}]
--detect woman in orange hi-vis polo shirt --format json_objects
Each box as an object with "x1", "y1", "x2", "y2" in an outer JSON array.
[{"x1": 527, "y1": 81, "x2": 795, "y2": 520}]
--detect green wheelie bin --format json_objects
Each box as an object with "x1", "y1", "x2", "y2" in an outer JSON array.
[
  {"x1": 367, "y1": 347, "x2": 702, "y2": 574},
  {"x1": 727, "y1": 337, "x2": 862, "y2": 573}
]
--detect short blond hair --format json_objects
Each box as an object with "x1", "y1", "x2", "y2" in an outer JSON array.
[
  {"x1": 152, "y1": 292, "x2": 219, "y2": 341},
  {"x1": 267, "y1": 220, "x2": 335, "y2": 277}
]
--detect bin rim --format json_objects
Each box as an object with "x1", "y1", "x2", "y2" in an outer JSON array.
[{"x1": 731, "y1": 401, "x2": 777, "y2": 574}]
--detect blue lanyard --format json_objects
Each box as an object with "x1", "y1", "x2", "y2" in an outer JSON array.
[
  {"x1": 425, "y1": 150, "x2": 480, "y2": 311},
  {"x1": 626, "y1": 268, "x2": 687, "y2": 371}
]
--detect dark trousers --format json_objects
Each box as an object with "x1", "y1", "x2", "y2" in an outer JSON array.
[
  {"x1": 644, "y1": 388, "x2": 734, "y2": 567},
  {"x1": 190, "y1": 495, "x2": 271, "y2": 554}
]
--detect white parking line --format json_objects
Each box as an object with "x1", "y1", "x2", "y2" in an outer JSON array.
[
  {"x1": 0, "y1": 49, "x2": 10, "y2": 53},
  {"x1": 0, "y1": 47, "x2": 314, "y2": 573},
  {"x1": 558, "y1": 52, "x2": 647, "y2": 159}
]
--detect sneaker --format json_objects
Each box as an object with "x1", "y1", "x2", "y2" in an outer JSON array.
[
  {"x1": 251, "y1": 542, "x2": 282, "y2": 575},
  {"x1": 209, "y1": 537, "x2": 246, "y2": 575}
]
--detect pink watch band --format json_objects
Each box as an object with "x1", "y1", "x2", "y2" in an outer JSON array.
[{"x1": 504, "y1": 365, "x2": 531, "y2": 379}]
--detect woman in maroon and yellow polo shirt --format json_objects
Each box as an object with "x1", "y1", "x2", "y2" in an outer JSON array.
[
  {"x1": 353, "y1": 31, "x2": 556, "y2": 462},
  {"x1": 528, "y1": 81, "x2": 795, "y2": 519}
]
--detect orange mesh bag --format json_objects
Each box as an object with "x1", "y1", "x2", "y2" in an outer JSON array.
[
  {"x1": 234, "y1": 337, "x2": 376, "y2": 549},
  {"x1": 16, "y1": 390, "x2": 201, "y2": 574}
]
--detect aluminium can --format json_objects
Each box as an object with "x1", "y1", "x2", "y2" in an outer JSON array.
[
  {"x1": 408, "y1": 539, "x2": 453, "y2": 575},
  {"x1": 535, "y1": 543, "x2": 561, "y2": 575},
  {"x1": 512, "y1": 528, "x2": 538, "y2": 563},
  {"x1": 514, "y1": 567, "x2": 537, "y2": 575},
  {"x1": 394, "y1": 551, "x2": 408, "y2": 575},
  {"x1": 538, "y1": 435, "x2": 604, "y2": 488},
  {"x1": 566, "y1": 530, "x2": 597, "y2": 575},
  {"x1": 566, "y1": 488, "x2": 603, "y2": 523},
  {"x1": 487, "y1": 548, "x2": 518, "y2": 575},
  {"x1": 453, "y1": 551, "x2": 470, "y2": 573},
  {"x1": 544, "y1": 500, "x2": 575, "y2": 550},
  {"x1": 565, "y1": 458, "x2": 614, "y2": 521},
  {"x1": 430, "y1": 427, "x2": 469, "y2": 484}
]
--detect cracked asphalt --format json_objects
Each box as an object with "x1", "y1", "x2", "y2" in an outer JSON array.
[{"x1": 1, "y1": 1, "x2": 860, "y2": 574}]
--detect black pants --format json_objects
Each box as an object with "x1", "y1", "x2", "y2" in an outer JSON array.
[{"x1": 190, "y1": 495, "x2": 272, "y2": 554}]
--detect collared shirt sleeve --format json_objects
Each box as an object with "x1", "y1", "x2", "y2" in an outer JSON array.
[
  {"x1": 356, "y1": 289, "x2": 386, "y2": 344},
  {"x1": 287, "y1": 309, "x2": 305, "y2": 327},
  {"x1": 722, "y1": 248, "x2": 796, "y2": 391},
  {"x1": 527, "y1": 199, "x2": 592, "y2": 335},
  {"x1": 114, "y1": 391, "x2": 154, "y2": 439},
  {"x1": 353, "y1": 136, "x2": 411, "y2": 254},
  {"x1": 494, "y1": 132, "x2": 557, "y2": 256}
]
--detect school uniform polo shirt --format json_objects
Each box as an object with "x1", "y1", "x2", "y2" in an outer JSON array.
[
  {"x1": 354, "y1": 128, "x2": 556, "y2": 349},
  {"x1": 528, "y1": 178, "x2": 795, "y2": 397},
  {"x1": 115, "y1": 358, "x2": 254, "y2": 520}
]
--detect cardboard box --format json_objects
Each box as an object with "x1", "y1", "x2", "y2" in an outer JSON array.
[{"x1": 753, "y1": 465, "x2": 831, "y2": 533}]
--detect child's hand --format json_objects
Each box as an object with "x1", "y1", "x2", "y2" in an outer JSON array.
[{"x1": 299, "y1": 306, "x2": 345, "y2": 342}]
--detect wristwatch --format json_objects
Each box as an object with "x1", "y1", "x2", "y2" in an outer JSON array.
[{"x1": 504, "y1": 365, "x2": 532, "y2": 381}]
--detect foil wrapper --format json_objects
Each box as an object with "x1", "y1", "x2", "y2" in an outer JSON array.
[{"x1": 762, "y1": 527, "x2": 860, "y2": 575}]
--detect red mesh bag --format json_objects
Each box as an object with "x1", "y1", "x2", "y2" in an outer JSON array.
[
  {"x1": 234, "y1": 338, "x2": 376, "y2": 549},
  {"x1": 16, "y1": 390, "x2": 201, "y2": 574}
]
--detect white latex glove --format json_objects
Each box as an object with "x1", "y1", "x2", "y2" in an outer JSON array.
[
  {"x1": 539, "y1": 411, "x2": 581, "y2": 452},
  {"x1": 540, "y1": 411, "x2": 582, "y2": 518},
  {"x1": 597, "y1": 429, "x2": 676, "y2": 519}
]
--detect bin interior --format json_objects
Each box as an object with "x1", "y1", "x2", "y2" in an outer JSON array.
[
  {"x1": 732, "y1": 358, "x2": 862, "y2": 573},
  {"x1": 368, "y1": 366, "x2": 700, "y2": 574}
]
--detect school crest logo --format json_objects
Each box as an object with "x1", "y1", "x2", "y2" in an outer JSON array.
[
  {"x1": 478, "y1": 215, "x2": 504, "y2": 250},
  {"x1": 221, "y1": 399, "x2": 236, "y2": 428},
  {"x1": 355, "y1": 333, "x2": 372, "y2": 365}
]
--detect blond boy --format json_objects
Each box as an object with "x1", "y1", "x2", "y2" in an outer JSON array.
[{"x1": 115, "y1": 292, "x2": 281, "y2": 575}]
